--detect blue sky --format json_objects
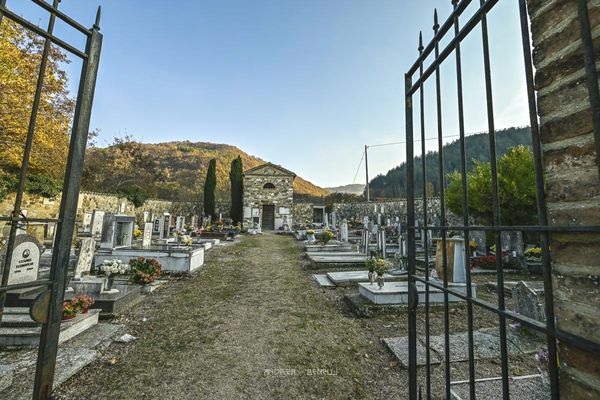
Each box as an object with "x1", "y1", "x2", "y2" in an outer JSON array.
[{"x1": 8, "y1": 0, "x2": 530, "y2": 187}]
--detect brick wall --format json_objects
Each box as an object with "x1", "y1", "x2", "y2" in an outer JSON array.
[{"x1": 528, "y1": 0, "x2": 600, "y2": 397}]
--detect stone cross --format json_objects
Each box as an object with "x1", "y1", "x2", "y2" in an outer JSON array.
[
  {"x1": 0, "y1": 234, "x2": 42, "y2": 285},
  {"x1": 74, "y1": 238, "x2": 96, "y2": 278}
]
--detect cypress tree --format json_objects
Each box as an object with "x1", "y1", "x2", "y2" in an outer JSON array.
[
  {"x1": 229, "y1": 156, "x2": 244, "y2": 225},
  {"x1": 203, "y1": 159, "x2": 217, "y2": 219}
]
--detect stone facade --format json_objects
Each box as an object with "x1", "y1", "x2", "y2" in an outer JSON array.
[
  {"x1": 527, "y1": 0, "x2": 600, "y2": 397},
  {"x1": 243, "y1": 163, "x2": 295, "y2": 230}
]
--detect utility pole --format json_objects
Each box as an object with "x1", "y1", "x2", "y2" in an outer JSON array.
[{"x1": 364, "y1": 145, "x2": 370, "y2": 202}]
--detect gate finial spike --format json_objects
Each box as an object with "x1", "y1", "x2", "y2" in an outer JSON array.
[
  {"x1": 418, "y1": 31, "x2": 424, "y2": 53},
  {"x1": 433, "y1": 9, "x2": 439, "y2": 32},
  {"x1": 451, "y1": 0, "x2": 459, "y2": 6},
  {"x1": 94, "y1": 5, "x2": 101, "y2": 30}
]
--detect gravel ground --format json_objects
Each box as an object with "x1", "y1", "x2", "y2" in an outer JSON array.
[{"x1": 54, "y1": 234, "x2": 407, "y2": 400}]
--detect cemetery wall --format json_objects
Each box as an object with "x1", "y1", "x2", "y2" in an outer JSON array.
[
  {"x1": 527, "y1": 0, "x2": 600, "y2": 396},
  {"x1": 292, "y1": 203, "x2": 315, "y2": 226}
]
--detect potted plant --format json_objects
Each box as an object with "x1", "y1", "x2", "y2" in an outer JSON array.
[
  {"x1": 319, "y1": 230, "x2": 334, "y2": 245},
  {"x1": 306, "y1": 229, "x2": 316, "y2": 243},
  {"x1": 72, "y1": 294, "x2": 95, "y2": 314},
  {"x1": 365, "y1": 258, "x2": 379, "y2": 285},
  {"x1": 129, "y1": 257, "x2": 162, "y2": 285},
  {"x1": 62, "y1": 301, "x2": 77, "y2": 320},
  {"x1": 100, "y1": 259, "x2": 130, "y2": 289},
  {"x1": 374, "y1": 259, "x2": 392, "y2": 289},
  {"x1": 469, "y1": 240, "x2": 479, "y2": 257}
]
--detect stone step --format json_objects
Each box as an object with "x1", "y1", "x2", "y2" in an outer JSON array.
[
  {"x1": 312, "y1": 274, "x2": 335, "y2": 288},
  {"x1": 0, "y1": 322, "x2": 123, "y2": 400},
  {"x1": 0, "y1": 309, "x2": 100, "y2": 347},
  {"x1": 0, "y1": 312, "x2": 38, "y2": 328}
]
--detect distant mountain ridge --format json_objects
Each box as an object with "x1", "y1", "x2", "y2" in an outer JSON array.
[
  {"x1": 82, "y1": 140, "x2": 329, "y2": 202},
  {"x1": 325, "y1": 184, "x2": 365, "y2": 195},
  {"x1": 368, "y1": 127, "x2": 533, "y2": 198}
]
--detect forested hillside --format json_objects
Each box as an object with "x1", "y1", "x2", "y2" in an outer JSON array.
[
  {"x1": 82, "y1": 140, "x2": 329, "y2": 202},
  {"x1": 368, "y1": 127, "x2": 532, "y2": 198}
]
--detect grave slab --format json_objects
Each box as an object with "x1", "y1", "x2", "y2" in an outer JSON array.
[
  {"x1": 383, "y1": 336, "x2": 441, "y2": 367},
  {"x1": 358, "y1": 281, "x2": 476, "y2": 305},
  {"x1": 326, "y1": 270, "x2": 407, "y2": 286},
  {"x1": 312, "y1": 274, "x2": 335, "y2": 288}
]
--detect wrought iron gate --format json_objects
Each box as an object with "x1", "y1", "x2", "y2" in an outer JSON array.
[
  {"x1": 404, "y1": 0, "x2": 600, "y2": 399},
  {"x1": 0, "y1": 1, "x2": 102, "y2": 398}
]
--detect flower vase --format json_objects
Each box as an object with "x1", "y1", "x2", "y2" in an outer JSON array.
[
  {"x1": 107, "y1": 275, "x2": 115, "y2": 290},
  {"x1": 82, "y1": 308, "x2": 89, "y2": 314},
  {"x1": 63, "y1": 314, "x2": 76, "y2": 321},
  {"x1": 377, "y1": 274, "x2": 385, "y2": 289},
  {"x1": 368, "y1": 271, "x2": 375, "y2": 285}
]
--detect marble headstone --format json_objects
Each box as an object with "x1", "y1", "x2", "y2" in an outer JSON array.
[
  {"x1": 74, "y1": 238, "x2": 96, "y2": 278},
  {"x1": 340, "y1": 222, "x2": 349, "y2": 242},
  {"x1": 142, "y1": 222, "x2": 153, "y2": 247},
  {"x1": 0, "y1": 234, "x2": 42, "y2": 285},
  {"x1": 91, "y1": 210, "x2": 105, "y2": 238},
  {"x1": 82, "y1": 213, "x2": 93, "y2": 233}
]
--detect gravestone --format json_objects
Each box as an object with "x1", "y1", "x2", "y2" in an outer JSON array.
[
  {"x1": 176, "y1": 216, "x2": 185, "y2": 232},
  {"x1": 142, "y1": 222, "x2": 153, "y2": 248},
  {"x1": 143, "y1": 211, "x2": 149, "y2": 223},
  {"x1": 434, "y1": 238, "x2": 466, "y2": 283},
  {"x1": 118, "y1": 202, "x2": 126, "y2": 213},
  {"x1": 82, "y1": 213, "x2": 93, "y2": 233},
  {"x1": 340, "y1": 222, "x2": 349, "y2": 242},
  {"x1": 512, "y1": 281, "x2": 545, "y2": 322},
  {"x1": 100, "y1": 214, "x2": 135, "y2": 250},
  {"x1": 162, "y1": 213, "x2": 171, "y2": 238},
  {"x1": 153, "y1": 217, "x2": 161, "y2": 236},
  {"x1": 0, "y1": 234, "x2": 42, "y2": 285},
  {"x1": 91, "y1": 210, "x2": 105, "y2": 238},
  {"x1": 74, "y1": 238, "x2": 96, "y2": 278}
]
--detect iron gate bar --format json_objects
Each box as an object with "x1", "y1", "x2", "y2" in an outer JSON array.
[
  {"x1": 407, "y1": 0, "x2": 500, "y2": 97},
  {"x1": 411, "y1": 225, "x2": 600, "y2": 233},
  {"x1": 451, "y1": 1, "x2": 476, "y2": 398},
  {"x1": 479, "y1": 1, "x2": 511, "y2": 396},
  {"x1": 0, "y1": 280, "x2": 53, "y2": 295},
  {"x1": 576, "y1": 0, "x2": 600, "y2": 177},
  {"x1": 517, "y1": 0, "x2": 560, "y2": 396},
  {"x1": 30, "y1": 0, "x2": 92, "y2": 35},
  {"x1": 0, "y1": 0, "x2": 61, "y2": 323},
  {"x1": 417, "y1": 30, "x2": 433, "y2": 400},
  {"x1": 0, "y1": 4, "x2": 88, "y2": 59},
  {"x1": 411, "y1": 275, "x2": 600, "y2": 357},
  {"x1": 33, "y1": 6, "x2": 102, "y2": 398},
  {"x1": 433, "y1": 10, "x2": 453, "y2": 399},
  {"x1": 407, "y1": 0, "x2": 472, "y2": 77},
  {"x1": 405, "y1": 69, "x2": 417, "y2": 400}
]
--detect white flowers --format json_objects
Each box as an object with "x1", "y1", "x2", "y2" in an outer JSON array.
[{"x1": 100, "y1": 259, "x2": 130, "y2": 276}]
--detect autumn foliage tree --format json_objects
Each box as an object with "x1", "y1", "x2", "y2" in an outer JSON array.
[
  {"x1": 0, "y1": 21, "x2": 74, "y2": 187},
  {"x1": 229, "y1": 156, "x2": 244, "y2": 225},
  {"x1": 203, "y1": 159, "x2": 217, "y2": 219}
]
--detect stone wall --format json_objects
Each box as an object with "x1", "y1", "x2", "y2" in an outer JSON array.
[
  {"x1": 0, "y1": 191, "x2": 176, "y2": 240},
  {"x1": 528, "y1": 0, "x2": 600, "y2": 397}
]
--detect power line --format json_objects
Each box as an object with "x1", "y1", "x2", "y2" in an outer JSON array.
[
  {"x1": 352, "y1": 150, "x2": 365, "y2": 184},
  {"x1": 367, "y1": 134, "x2": 461, "y2": 148}
]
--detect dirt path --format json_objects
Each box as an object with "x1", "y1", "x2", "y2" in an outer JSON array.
[{"x1": 56, "y1": 234, "x2": 406, "y2": 400}]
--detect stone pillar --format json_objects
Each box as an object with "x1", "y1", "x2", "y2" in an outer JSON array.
[{"x1": 528, "y1": 1, "x2": 600, "y2": 397}]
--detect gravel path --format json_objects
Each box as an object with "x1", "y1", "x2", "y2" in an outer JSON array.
[{"x1": 56, "y1": 234, "x2": 406, "y2": 399}]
